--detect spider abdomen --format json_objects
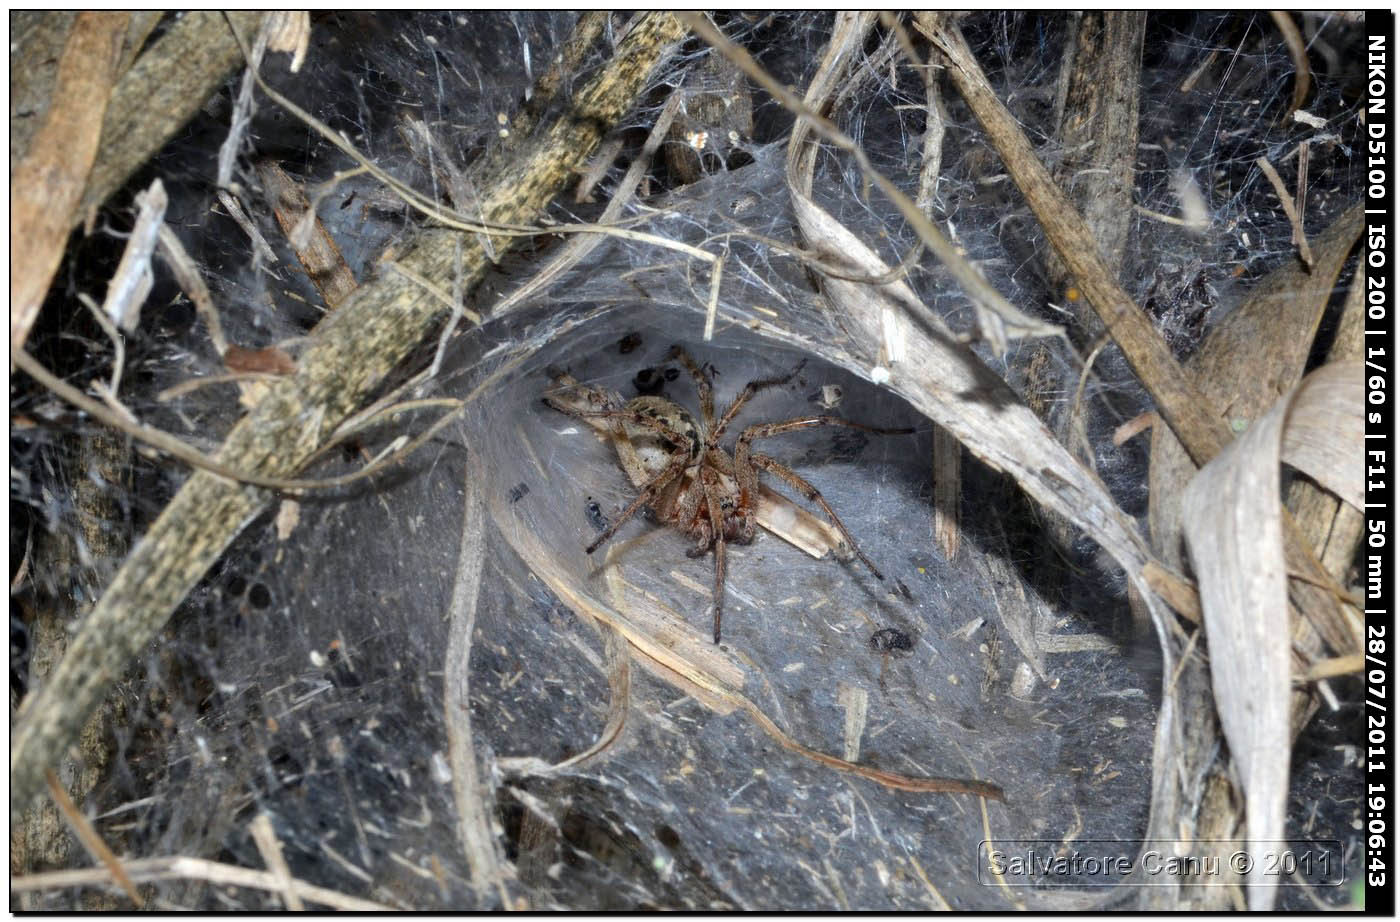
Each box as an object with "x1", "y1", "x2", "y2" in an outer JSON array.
[{"x1": 622, "y1": 396, "x2": 704, "y2": 473}]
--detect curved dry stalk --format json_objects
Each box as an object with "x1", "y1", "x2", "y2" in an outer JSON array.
[{"x1": 1269, "y1": 11, "x2": 1311, "y2": 119}]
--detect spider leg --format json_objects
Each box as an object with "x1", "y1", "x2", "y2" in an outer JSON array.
[
  {"x1": 669, "y1": 345, "x2": 715, "y2": 430},
  {"x1": 732, "y1": 415, "x2": 913, "y2": 518},
  {"x1": 703, "y1": 446, "x2": 736, "y2": 476},
  {"x1": 542, "y1": 382, "x2": 620, "y2": 417},
  {"x1": 698, "y1": 467, "x2": 729, "y2": 643},
  {"x1": 738, "y1": 415, "x2": 917, "y2": 441},
  {"x1": 584, "y1": 451, "x2": 691, "y2": 554},
  {"x1": 711, "y1": 358, "x2": 808, "y2": 443},
  {"x1": 734, "y1": 415, "x2": 914, "y2": 577},
  {"x1": 548, "y1": 402, "x2": 695, "y2": 448},
  {"x1": 675, "y1": 472, "x2": 711, "y2": 558},
  {"x1": 746, "y1": 450, "x2": 885, "y2": 579}
]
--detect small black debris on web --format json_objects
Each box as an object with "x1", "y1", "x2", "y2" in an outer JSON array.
[
  {"x1": 585, "y1": 496, "x2": 610, "y2": 532},
  {"x1": 869, "y1": 627, "x2": 915, "y2": 655}
]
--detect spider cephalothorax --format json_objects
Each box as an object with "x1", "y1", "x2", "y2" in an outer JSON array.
[{"x1": 544, "y1": 346, "x2": 912, "y2": 643}]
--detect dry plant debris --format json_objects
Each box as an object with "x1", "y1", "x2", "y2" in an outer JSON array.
[{"x1": 8, "y1": 11, "x2": 1367, "y2": 911}]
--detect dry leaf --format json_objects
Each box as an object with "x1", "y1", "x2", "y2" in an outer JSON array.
[
  {"x1": 224, "y1": 344, "x2": 297, "y2": 376},
  {"x1": 1181, "y1": 360, "x2": 1362, "y2": 910},
  {"x1": 1280, "y1": 361, "x2": 1363, "y2": 510}
]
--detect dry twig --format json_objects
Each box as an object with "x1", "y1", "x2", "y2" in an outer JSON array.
[{"x1": 1256, "y1": 155, "x2": 1315, "y2": 269}]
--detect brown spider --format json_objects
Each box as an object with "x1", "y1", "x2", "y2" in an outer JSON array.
[{"x1": 543, "y1": 346, "x2": 914, "y2": 643}]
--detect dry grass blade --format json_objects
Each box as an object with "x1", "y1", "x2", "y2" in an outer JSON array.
[
  {"x1": 45, "y1": 770, "x2": 143, "y2": 907},
  {"x1": 1301, "y1": 653, "x2": 1363, "y2": 682},
  {"x1": 1287, "y1": 267, "x2": 1365, "y2": 585},
  {"x1": 99, "y1": 178, "x2": 165, "y2": 331},
  {"x1": 914, "y1": 24, "x2": 947, "y2": 216},
  {"x1": 11, "y1": 856, "x2": 394, "y2": 911},
  {"x1": 1141, "y1": 561, "x2": 1202, "y2": 625},
  {"x1": 249, "y1": 813, "x2": 303, "y2": 910},
  {"x1": 1256, "y1": 155, "x2": 1314, "y2": 269},
  {"x1": 216, "y1": 188, "x2": 279, "y2": 264},
  {"x1": 157, "y1": 224, "x2": 230, "y2": 356},
  {"x1": 785, "y1": 193, "x2": 1159, "y2": 612},
  {"x1": 1180, "y1": 362, "x2": 1360, "y2": 910},
  {"x1": 1269, "y1": 11, "x2": 1311, "y2": 120},
  {"x1": 682, "y1": 12, "x2": 1061, "y2": 353},
  {"x1": 932, "y1": 427, "x2": 961, "y2": 560},
  {"x1": 1147, "y1": 202, "x2": 1362, "y2": 645},
  {"x1": 918, "y1": 15, "x2": 1230, "y2": 465},
  {"x1": 256, "y1": 161, "x2": 359, "y2": 310},
  {"x1": 11, "y1": 11, "x2": 128, "y2": 355},
  {"x1": 1279, "y1": 361, "x2": 1363, "y2": 510},
  {"x1": 443, "y1": 463, "x2": 514, "y2": 907},
  {"x1": 218, "y1": 14, "x2": 270, "y2": 189}
]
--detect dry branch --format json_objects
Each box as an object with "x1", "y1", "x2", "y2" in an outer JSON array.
[{"x1": 78, "y1": 12, "x2": 264, "y2": 218}]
